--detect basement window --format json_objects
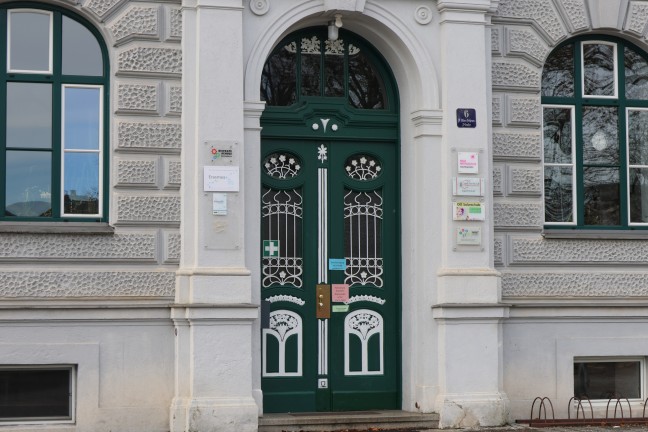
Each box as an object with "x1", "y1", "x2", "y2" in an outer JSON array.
[
  {"x1": 0, "y1": 366, "x2": 75, "y2": 423},
  {"x1": 574, "y1": 358, "x2": 642, "y2": 400}
]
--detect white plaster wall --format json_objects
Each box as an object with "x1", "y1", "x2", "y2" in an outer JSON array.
[
  {"x1": 504, "y1": 311, "x2": 648, "y2": 421},
  {"x1": 0, "y1": 309, "x2": 174, "y2": 432}
]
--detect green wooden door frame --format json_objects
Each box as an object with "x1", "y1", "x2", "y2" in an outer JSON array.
[{"x1": 260, "y1": 27, "x2": 401, "y2": 413}]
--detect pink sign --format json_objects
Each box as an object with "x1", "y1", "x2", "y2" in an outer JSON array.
[{"x1": 332, "y1": 284, "x2": 349, "y2": 302}]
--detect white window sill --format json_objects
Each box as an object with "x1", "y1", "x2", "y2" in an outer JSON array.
[
  {"x1": 543, "y1": 229, "x2": 648, "y2": 239},
  {"x1": 0, "y1": 222, "x2": 114, "y2": 234}
]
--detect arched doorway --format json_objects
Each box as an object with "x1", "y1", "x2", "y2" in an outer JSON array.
[{"x1": 259, "y1": 27, "x2": 400, "y2": 413}]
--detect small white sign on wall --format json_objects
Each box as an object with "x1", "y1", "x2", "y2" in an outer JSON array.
[
  {"x1": 453, "y1": 177, "x2": 485, "y2": 196},
  {"x1": 204, "y1": 166, "x2": 239, "y2": 192},
  {"x1": 456, "y1": 227, "x2": 482, "y2": 246},
  {"x1": 458, "y1": 152, "x2": 479, "y2": 174}
]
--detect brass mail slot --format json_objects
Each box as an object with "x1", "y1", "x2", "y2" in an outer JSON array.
[{"x1": 316, "y1": 284, "x2": 331, "y2": 319}]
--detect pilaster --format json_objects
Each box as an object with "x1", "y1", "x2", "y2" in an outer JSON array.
[
  {"x1": 171, "y1": 0, "x2": 257, "y2": 431},
  {"x1": 434, "y1": 0, "x2": 509, "y2": 427}
]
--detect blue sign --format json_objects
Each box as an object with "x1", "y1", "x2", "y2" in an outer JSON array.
[
  {"x1": 328, "y1": 258, "x2": 347, "y2": 271},
  {"x1": 457, "y1": 108, "x2": 477, "y2": 128}
]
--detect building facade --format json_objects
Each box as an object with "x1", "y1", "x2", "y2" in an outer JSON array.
[{"x1": 2, "y1": 0, "x2": 648, "y2": 431}]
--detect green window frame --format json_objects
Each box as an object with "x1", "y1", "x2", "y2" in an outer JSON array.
[
  {"x1": 542, "y1": 36, "x2": 648, "y2": 230},
  {"x1": 0, "y1": 4, "x2": 109, "y2": 222}
]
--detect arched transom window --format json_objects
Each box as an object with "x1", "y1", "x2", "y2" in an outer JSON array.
[
  {"x1": 261, "y1": 28, "x2": 390, "y2": 110},
  {"x1": 0, "y1": 5, "x2": 108, "y2": 222},
  {"x1": 543, "y1": 36, "x2": 648, "y2": 229}
]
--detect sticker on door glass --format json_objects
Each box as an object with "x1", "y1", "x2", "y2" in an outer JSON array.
[
  {"x1": 332, "y1": 284, "x2": 349, "y2": 302},
  {"x1": 329, "y1": 258, "x2": 346, "y2": 270},
  {"x1": 263, "y1": 240, "x2": 280, "y2": 257}
]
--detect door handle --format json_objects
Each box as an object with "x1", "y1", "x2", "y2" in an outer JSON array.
[{"x1": 316, "y1": 284, "x2": 331, "y2": 319}]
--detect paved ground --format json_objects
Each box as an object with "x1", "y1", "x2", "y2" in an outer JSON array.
[{"x1": 287, "y1": 426, "x2": 648, "y2": 432}]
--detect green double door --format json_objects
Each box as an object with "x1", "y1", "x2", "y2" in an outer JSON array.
[{"x1": 261, "y1": 138, "x2": 400, "y2": 412}]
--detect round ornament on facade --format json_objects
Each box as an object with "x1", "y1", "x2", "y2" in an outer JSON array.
[
  {"x1": 415, "y1": 6, "x2": 433, "y2": 25},
  {"x1": 250, "y1": 0, "x2": 269, "y2": 15}
]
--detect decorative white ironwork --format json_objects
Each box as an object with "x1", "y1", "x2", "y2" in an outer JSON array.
[
  {"x1": 344, "y1": 309, "x2": 384, "y2": 376},
  {"x1": 345, "y1": 155, "x2": 382, "y2": 180},
  {"x1": 325, "y1": 39, "x2": 345, "y2": 55},
  {"x1": 318, "y1": 166, "x2": 328, "y2": 376},
  {"x1": 317, "y1": 144, "x2": 328, "y2": 163},
  {"x1": 312, "y1": 119, "x2": 338, "y2": 133},
  {"x1": 263, "y1": 310, "x2": 302, "y2": 377},
  {"x1": 301, "y1": 36, "x2": 320, "y2": 54},
  {"x1": 346, "y1": 295, "x2": 386, "y2": 305},
  {"x1": 348, "y1": 44, "x2": 361, "y2": 55},
  {"x1": 262, "y1": 188, "x2": 303, "y2": 288},
  {"x1": 344, "y1": 190, "x2": 384, "y2": 287},
  {"x1": 264, "y1": 153, "x2": 301, "y2": 179},
  {"x1": 265, "y1": 295, "x2": 305, "y2": 306},
  {"x1": 283, "y1": 41, "x2": 297, "y2": 53}
]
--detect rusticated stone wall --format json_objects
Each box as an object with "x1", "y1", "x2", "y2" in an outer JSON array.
[
  {"x1": 492, "y1": 0, "x2": 648, "y2": 299},
  {"x1": 0, "y1": 0, "x2": 182, "y2": 299}
]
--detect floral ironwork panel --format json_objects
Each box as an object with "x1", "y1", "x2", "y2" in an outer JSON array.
[
  {"x1": 264, "y1": 152, "x2": 302, "y2": 179},
  {"x1": 345, "y1": 154, "x2": 382, "y2": 180},
  {"x1": 262, "y1": 187, "x2": 303, "y2": 287},
  {"x1": 344, "y1": 189, "x2": 383, "y2": 287}
]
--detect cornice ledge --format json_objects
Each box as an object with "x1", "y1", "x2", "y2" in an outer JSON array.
[
  {"x1": 323, "y1": 0, "x2": 366, "y2": 13},
  {"x1": 437, "y1": 0, "x2": 498, "y2": 14},
  {"x1": 437, "y1": 267, "x2": 501, "y2": 277},
  {"x1": 411, "y1": 109, "x2": 443, "y2": 137},
  {"x1": 176, "y1": 267, "x2": 252, "y2": 276},
  {"x1": 182, "y1": 0, "x2": 244, "y2": 11}
]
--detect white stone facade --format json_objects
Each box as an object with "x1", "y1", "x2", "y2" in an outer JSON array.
[{"x1": 3, "y1": 0, "x2": 648, "y2": 430}]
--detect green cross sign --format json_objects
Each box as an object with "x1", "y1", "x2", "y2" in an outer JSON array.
[{"x1": 263, "y1": 240, "x2": 280, "y2": 257}]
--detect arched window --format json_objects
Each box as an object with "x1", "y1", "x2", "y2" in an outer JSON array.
[
  {"x1": 543, "y1": 36, "x2": 648, "y2": 229},
  {"x1": 0, "y1": 5, "x2": 108, "y2": 222},
  {"x1": 261, "y1": 28, "x2": 390, "y2": 110}
]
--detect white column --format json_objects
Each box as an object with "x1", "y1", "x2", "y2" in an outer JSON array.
[
  {"x1": 433, "y1": 0, "x2": 509, "y2": 427},
  {"x1": 171, "y1": 0, "x2": 258, "y2": 431}
]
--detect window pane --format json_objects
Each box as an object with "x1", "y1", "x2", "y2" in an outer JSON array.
[
  {"x1": 261, "y1": 42, "x2": 297, "y2": 106},
  {"x1": 5, "y1": 151, "x2": 51, "y2": 217},
  {"x1": 6, "y1": 83, "x2": 52, "y2": 149},
  {"x1": 64, "y1": 153, "x2": 99, "y2": 215},
  {"x1": 8, "y1": 11, "x2": 51, "y2": 72},
  {"x1": 64, "y1": 87, "x2": 101, "y2": 150},
  {"x1": 543, "y1": 108, "x2": 572, "y2": 164},
  {"x1": 324, "y1": 39, "x2": 344, "y2": 97},
  {"x1": 542, "y1": 43, "x2": 574, "y2": 97},
  {"x1": 584, "y1": 167, "x2": 619, "y2": 225},
  {"x1": 630, "y1": 168, "x2": 648, "y2": 223},
  {"x1": 62, "y1": 16, "x2": 102, "y2": 76},
  {"x1": 545, "y1": 167, "x2": 573, "y2": 223},
  {"x1": 625, "y1": 47, "x2": 648, "y2": 100},
  {"x1": 628, "y1": 109, "x2": 648, "y2": 165},
  {"x1": 583, "y1": 106, "x2": 618, "y2": 165},
  {"x1": 583, "y1": 43, "x2": 616, "y2": 96},
  {"x1": 0, "y1": 369, "x2": 71, "y2": 419},
  {"x1": 301, "y1": 36, "x2": 321, "y2": 96},
  {"x1": 349, "y1": 44, "x2": 386, "y2": 109},
  {"x1": 574, "y1": 361, "x2": 640, "y2": 400}
]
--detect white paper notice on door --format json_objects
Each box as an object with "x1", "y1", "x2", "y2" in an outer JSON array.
[{"x1": 204, "y1": 166, "x2": 240, "y2": 192}]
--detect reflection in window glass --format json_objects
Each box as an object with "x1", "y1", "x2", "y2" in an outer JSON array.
[
  {"x1": 6, "y1": 83, "x2": 52, "y2": 149},
  {"x1": 261, "y1": 42, "x2": 297, "y2": 106},
  {"x1": 62, "y1": 16, "x2": 102, "y2": 76},
  {"x1": 582, "y1": 106, "x2": 618, "y2": 165},
  {"x1": 544, "y1": 167, "x2": 573, "y2": 223},
  {"x1": 625, "y1": 47, "x2": 648, "y2": 100},
  {"x1": 8, "y1": 11, "x2": 51, "y2": 72},
  {"x1": 325, "y1": 39, "x2": 345, "y2": 97},
  {"x1": 583, "y1": 43, "x2": 616, "y2": 97},
  {"x1": 5, "y1": 151, "x2": 51, "y2": 217},
  {"x1": 542, "y1": 43, "x2": 574, "y2": 97},
  {"x1": 543, "y1": 108, "x2": 573, "y2": 164},
  {"x1": 630, "y1": 168, "x2": 648, "y2": 223},
  {"x1": 301, "y1": 36, "x2": 321, "y2": 96},
  {"x1": 628, "y1": 110, "x2": 648, "y2": 165},
  {"x1": 574, "y1": 361, "x2": 641, "y2": 400},
  {"x1": 349, "y1": 45, "x2": 386, "y2": 109},
  {"x1": 584, "y1": 167, "x2": 619, "y2": 226},
  {"x1": 64, "y1": 153, "x2": 99, "y2": 215},
  {"x1": 64, "y1": 87, "x2": 101, "y2": 150}
]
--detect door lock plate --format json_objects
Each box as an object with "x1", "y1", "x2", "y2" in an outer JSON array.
[{"x1": 316, "y1": 284, "x2": 331, "y2": 319}]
